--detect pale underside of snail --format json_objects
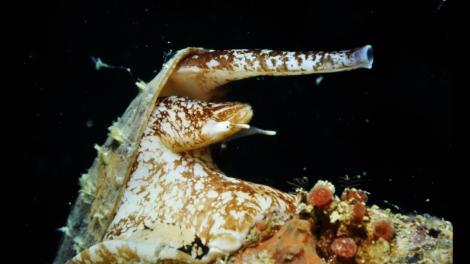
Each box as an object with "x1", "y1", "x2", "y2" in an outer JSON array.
[{"x1": 55, "y1": 46, "x2": 452, "y2": 264}]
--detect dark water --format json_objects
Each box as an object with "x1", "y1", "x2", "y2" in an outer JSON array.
[{"x1": 22, "y1": 1, "x2": 454, "y2": 263}]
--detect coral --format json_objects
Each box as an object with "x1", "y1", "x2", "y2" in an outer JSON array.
[
  {"x1": 351, "y1": 203, "x2": 367, "y2": 222},
  {"x1": 341, "y1": 188, "x2": 368, "y2": 203},
  {"x1": 243, "y1": 180, "x2": 453, "y2": 264},
  {"x1": 331, "y1": 237, "x2": 357, "y2": 259},
  {"x1": 307, "y1": 181, "x2": 335, "y2": 208},
  {"x1": 372, "y1": 219, "x2": 395, "y2": 242}
]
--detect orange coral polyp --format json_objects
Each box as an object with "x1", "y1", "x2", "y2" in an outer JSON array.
[
  {"x1": 341, "y1": 189, "x2": 368, "y2": 203},
  {"x1": 352, "y1": 203, "x2": 367, "y2": 221},
  {"x1": 308, "y1": 186, "x2": 333, "y2": 208},
  {"x1": 373, "y1": 219, "x2": 395, "y2": 242},
  {"x1": 331, "y1": 237, "x2": 357, "y2": 258}
]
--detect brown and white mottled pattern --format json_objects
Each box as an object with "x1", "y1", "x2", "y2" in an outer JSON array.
[
  {"x1": 179, "y1": 47, "x2": 373, "y2": 73},
  {"x1": 149, "y1": 96, "x2": 253, "y2": 152},
  {"x1": 58, "y1": 46, "x2": 376, "y2": 264},
  {"x1": 162, "y1": 46, "x2": 373, "y2": 100},
  {"x1": 100, "y1": 96, "x2": 297, "y2": 262},
  {"x1": 60, "y1": 45, "x2": 452, "y2": 264}
]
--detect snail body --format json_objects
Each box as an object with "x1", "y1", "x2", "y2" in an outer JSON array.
[{"x1": 55, "y1": 46, "x2": 452, "y2": 264}]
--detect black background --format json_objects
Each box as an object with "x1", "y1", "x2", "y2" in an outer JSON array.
[{"x1": 21, "y1": 0, "x2": 454, "y2": 263}]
